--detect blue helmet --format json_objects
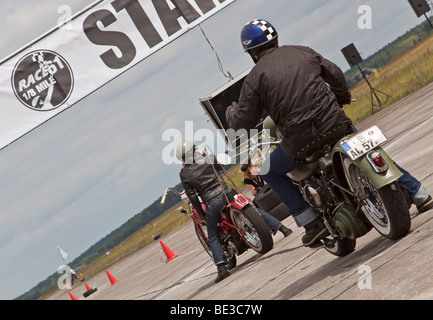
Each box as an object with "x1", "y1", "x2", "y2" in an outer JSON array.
[{"x1": 240, "y1": 19, "x2": 278, "y2": 51}]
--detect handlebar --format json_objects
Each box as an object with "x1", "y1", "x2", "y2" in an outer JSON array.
[{"x1": 160, "y1": 187, "x2": 185, "y2": 205}]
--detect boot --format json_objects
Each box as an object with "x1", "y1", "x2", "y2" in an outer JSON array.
[
  {"x1": 215, "y1": 264, "x2": 230, "y2": 283},
  {"x1": 279, "y1": 224, "x2": 293, "y2": 237},
  {"x1": 417, "y1": 195, "x2": 433, "y2": 214},
  {"x1": 302, "y1": 217, "x2": 330, "y2": 247}
]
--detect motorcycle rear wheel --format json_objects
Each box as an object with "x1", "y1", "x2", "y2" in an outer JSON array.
[
  {"x1": 229, "y1": 205, "x2": 274, "y2": 254},
  {"x1": 343, "y1": 157, "x2": 411, "y2": 240}
]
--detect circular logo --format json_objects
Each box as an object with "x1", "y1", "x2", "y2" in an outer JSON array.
[{"x1": 11, "y1": 50, "x2": 74, "y2": 111}]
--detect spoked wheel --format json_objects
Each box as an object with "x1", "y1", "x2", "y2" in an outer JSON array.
[
  {"x1": 229, "y1": 205, "x2": 273, "y2": 254},
  {"x1": 194, "y1": 223, "x2": 211, "y2": 257},
  {"x1": 194, "y1": 223, "x2": 237, "y2": 268},
  {"x1": 343, "y1": 157, "x2": 411, "y2": 240}
]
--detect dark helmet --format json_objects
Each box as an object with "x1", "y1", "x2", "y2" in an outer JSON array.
[
  {"x1": 240, "y1": 19, "x2": 278, "y2": 52},
  {"x1": 176, "y1": 140, "x2": 195, "y2": 161}
]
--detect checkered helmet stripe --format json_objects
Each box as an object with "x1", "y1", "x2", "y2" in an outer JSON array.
[{"x1": 249, "y1": 19, "x2": 277, "y2": 40}]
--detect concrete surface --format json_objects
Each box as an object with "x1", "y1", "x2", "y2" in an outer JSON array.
[{"x1": 49, "y1": 81, "x2": 433, "y2": 301}]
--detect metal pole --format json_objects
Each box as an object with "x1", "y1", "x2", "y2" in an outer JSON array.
[
  {"x1": 356, "y1": 64, "x2": 382, "y2": 114},
  {"x1": 424, "y1": 13, "x2": 433, "y2": 29}
]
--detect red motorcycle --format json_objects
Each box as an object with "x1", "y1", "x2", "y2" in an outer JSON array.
[{"x1": 160, "y1": 186, "x2": 274, "y2": 269}]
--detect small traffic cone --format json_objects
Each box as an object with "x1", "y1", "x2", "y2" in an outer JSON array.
[
  {"x1": 83, "y1": 281, "x2": 97, "y2": 298},
  {"x1": 106, "y1": 270, "x2": 118, "y2": 286},
  {"x1": 68, "y1": 291, "x2": 78, "y2": 300},
  {"x1": 160, "y1": 241, "x2": 178, "y2": 263}
]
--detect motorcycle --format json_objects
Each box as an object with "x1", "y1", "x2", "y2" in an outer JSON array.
[
  {"x1": 250, "y1": 118, "x2": 411, "y2": 257},
  {"x1": 160, "y1": 152, "x2": 274, "y2": 269}
]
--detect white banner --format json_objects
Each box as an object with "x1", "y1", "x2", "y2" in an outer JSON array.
[{"x1": 0, "y1": 0, "x2": 236, "y2": 150}]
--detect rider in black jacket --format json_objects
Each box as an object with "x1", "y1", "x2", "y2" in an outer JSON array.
[
  {"x1": 177, "y1": 140, "x2": 230, "y2": 283},
  {"x1": 226, "y1": 19, "x2": 433, "y2": 247},
  {"x1": 226, "y1": 19, "x2": 352, "y2": 247}
]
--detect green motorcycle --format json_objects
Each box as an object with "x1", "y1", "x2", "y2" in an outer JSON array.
[{"x1": 251, "y1": 118, "x2": 411, "y2": 257}]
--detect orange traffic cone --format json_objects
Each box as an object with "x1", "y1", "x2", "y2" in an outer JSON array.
[
  {"x1": 68, "y1": 291, "x2": 78, "y2": 300},
  {"x1": 160, "y1": 241, "x2": 178, "y2": 263},
  {"x1": 83, "y1": 281, "x2": 98, "y2": 298},
  {"x1": 106, "y1": 270, "x2": 118, "y2": 286}
]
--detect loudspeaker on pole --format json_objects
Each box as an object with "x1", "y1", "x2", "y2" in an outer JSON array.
[
  {"x1": 341, "y1": 43, "x2": 363, "y2": 68},
  {"x1": 408, "y1": 0, "x2": 431, "y2": 17}
]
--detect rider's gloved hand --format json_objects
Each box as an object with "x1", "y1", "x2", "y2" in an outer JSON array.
[{"x1": 336, "y1": 91, "x2": 352, "y2": 107}]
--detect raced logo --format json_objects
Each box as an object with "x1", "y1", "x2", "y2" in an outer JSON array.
[{"x1": 11, "y1": 50, "x2": 74, "y2": 111}]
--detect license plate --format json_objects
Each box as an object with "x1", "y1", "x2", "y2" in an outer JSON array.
[{"x1": 341, "y1": 126, "x2": 387, "y2": 160}]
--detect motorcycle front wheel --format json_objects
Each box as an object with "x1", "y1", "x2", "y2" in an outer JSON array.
[
  {"x1": 343, "y1": 157, "x2": 411, "y2": 240},
  {"x1": 194, "y1": 223, "x2": 237, "y2": 268},
  {"x1": 229, "y1": 205, "x2": 274, "y2": 254},
  {"x1": 194, "y1": 223, "x2": 211, "y2": 257},
  {"x1": 325, "y1": 237, "x2": 356, "y2": 257}
]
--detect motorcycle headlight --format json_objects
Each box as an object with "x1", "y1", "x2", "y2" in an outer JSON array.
[{"x1": 303, "y1": 185, "x2": 322, "y2": 208}]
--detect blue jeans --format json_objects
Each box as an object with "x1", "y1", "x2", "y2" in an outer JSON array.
[
  {"x1": 261, "y1": 145, "x2": 317, "y2": 227},
  {"x1": 205, "y1": 192, "x2": 228, "y2": 266},
  {"x1": 257, "y1": 207, "x2": 281, "y2": 232}
]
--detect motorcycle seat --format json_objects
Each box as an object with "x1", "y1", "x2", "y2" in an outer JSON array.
[
  {"x1": 222, "y1": 188, "x2": 237, "y2": 205},
  {"x1": 293, "y1": 124, "x2": 349, "y2": 162}
]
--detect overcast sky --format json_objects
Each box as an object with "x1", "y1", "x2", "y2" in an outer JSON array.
[{"x1": 0, "y1": 0, "x2": 426, "y2": 300}]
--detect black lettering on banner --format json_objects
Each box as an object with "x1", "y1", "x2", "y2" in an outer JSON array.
[
  {"x1": 82, "y1": 0, "x2": 229, "y2": 69},
  {"x1": 111, "y1": 0, "x2": 163, "y2": 48},
  {"x1": 171, "y1": 0, "x2": 201, "y2": 23},
  {"x1": 152, "y1": 0, "x2": 182, "y2": 37},
  {"x1": 195, "y1": 0, "x2": 216, "y2": 14},
  {"x1": 83, "y1": 9, "x2": 137, "y2": 69},
  {"x1": 195, "y1": 0, "x2": 215, "y2": 14}
]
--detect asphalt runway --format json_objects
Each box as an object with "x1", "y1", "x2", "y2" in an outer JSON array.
[{"x1": 49, "y1": 81, "x2": 433, "y2": 301}]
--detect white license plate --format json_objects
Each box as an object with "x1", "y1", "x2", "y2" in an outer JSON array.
[{"x1": 341, "y1": 126, "x2": 387, "y2": 160}]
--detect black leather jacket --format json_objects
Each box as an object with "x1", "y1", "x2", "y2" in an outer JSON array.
[
  {"x1": 179, "y1": 155, "x2": 225, "y2": 214},
  {"x1": 226, "y1": 45, "x2": 352, "y2": 157}
]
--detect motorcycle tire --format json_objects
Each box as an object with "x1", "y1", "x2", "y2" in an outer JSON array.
[
  {"x1": 229, "y1": 204, "x2": 274, "y2": 254},
  {"x1": 343, "y1": 157, "x2": 411, "y2": 240},
  {"x1": 325, "y1": 237, "x2": 356, "y2": 257},
  {"x1": 226, "y1": 237, "x2": 246, "y2": 270},
  {"x1": 194, "y1": 223, "x2": 212, "y2": 257},
  {"x1": 194, "y1": 223, "x2": 237, "y2": 268}
]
